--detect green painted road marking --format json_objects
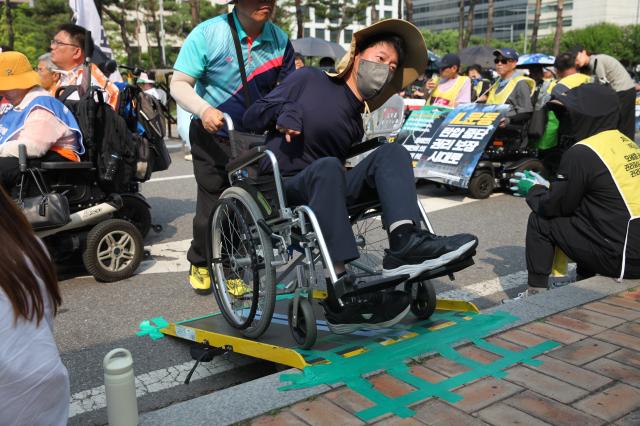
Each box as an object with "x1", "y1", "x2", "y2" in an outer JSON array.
[{"x1": 280, "y1": 310, "x2": 560, "y2": 421}]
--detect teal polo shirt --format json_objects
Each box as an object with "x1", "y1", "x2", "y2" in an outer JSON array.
[{"x1": 174, "y1": 10, "x2": 295, "y2": 133}]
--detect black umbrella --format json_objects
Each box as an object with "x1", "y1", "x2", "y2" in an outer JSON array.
[
  {"x1": 458, "y1": 45, "x2": 496, "y2": 69},
  {"x1": 291, "y1": 37, "x2": 347, "y2": 59}
]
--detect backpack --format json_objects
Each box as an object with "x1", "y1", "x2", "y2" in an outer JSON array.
[
  {"x1": 116, "y1": 84, "x2": 171, "y2": 174},
  {"x1": 57, "y1": 86, "x2": 141, "y2": 193},
  {"x1": 136, "y1": 91, "x2": 171, "y2": 173}
]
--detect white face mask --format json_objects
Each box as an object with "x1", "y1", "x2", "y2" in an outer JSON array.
[{"x1": 356, "y1": 58, "x2": 394, "y2": 100}]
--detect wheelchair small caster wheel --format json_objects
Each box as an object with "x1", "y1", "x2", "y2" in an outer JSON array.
[
  {"x1": 288, "y1": 298, "x2": 317, "y2": 349},
  {"x1": 152, "y1": 224, "x2": 163, "y2": 233},
  {"x1": 405, "y1": 280, "x2": 436, "y2": 320}
]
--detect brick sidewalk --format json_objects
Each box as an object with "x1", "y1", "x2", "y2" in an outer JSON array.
[{"x1": 250, "y1": 289, "x2": 640, "y2": 426}]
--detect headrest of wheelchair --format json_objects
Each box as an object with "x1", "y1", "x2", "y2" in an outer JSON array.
[{"x1": 548, "y1": 83, "x2": 621, "y2": 142}]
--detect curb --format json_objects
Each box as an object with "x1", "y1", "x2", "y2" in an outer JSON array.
[{"x1": 140, "y1": 275, "x2": 638, "y2": 426}]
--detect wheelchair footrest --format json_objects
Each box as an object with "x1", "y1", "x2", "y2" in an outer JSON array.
[
  {"x1": 334, "y1": 273, "x2": 410, "y2": 300},
  {"x1": 408, "y1": 252, "x2": 476, "y2": 283}
]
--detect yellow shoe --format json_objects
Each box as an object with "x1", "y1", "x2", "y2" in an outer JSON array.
[
  {"x1": 226, "y1": 278, "x2": 252, "y2": 298},
  {"x1": 189, "y1": 265, "x2": 211, "y2": 295}
]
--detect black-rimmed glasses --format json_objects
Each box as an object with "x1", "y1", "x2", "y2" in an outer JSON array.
[{"x1": 50, "y1": 39, "x2": 80, "y2": 49}]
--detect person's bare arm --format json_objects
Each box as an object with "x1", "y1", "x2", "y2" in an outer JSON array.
[{"x1": 170, "y1": 71, "x2": 223, "y2": 133}]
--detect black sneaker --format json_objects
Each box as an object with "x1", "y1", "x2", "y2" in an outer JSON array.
[
  {"x1": 382, "y1": 231, "x2": 478, "y2": 279},
  {"x1": 322, "y1": 290, "x2": 411, "y2": 334}
]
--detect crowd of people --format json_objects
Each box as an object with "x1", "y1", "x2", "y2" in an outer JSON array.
[{"x1": 0, "y1": 0, "x2": 639, "y2": 423}]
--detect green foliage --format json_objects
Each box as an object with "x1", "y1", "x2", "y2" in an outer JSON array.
[
  {"x1": 0, "y1": 0, "x2": 71, "y2": 63},
  {"x1": 422, "y1": 29, "x2": 522, "y2": 56}
]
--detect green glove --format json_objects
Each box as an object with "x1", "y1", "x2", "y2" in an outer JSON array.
[{"x1": 509, "y1": 170, "x2": 549, "y2": 197}]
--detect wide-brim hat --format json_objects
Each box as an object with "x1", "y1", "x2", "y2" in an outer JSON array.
[
  {"x1": 328, "y1": 19, "x2": 428, "y2": 111},
  {"x1": 0, "y1": 51, "x2": 41, "y2": 91}
]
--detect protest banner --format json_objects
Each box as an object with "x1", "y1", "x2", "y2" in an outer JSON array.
[
  {"x1": 408, "y1": 104, "x2": 509, "y2": 187},
  {"x1": 396, "y1": 105, "x2": 451, "y2": 163}
]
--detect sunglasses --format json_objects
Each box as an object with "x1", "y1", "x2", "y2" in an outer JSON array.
[{"x1": 494, "y1": 58, "x2": 511, "y2": 65}]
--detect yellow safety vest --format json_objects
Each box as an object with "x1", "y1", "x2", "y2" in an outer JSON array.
[
  {"x1": 551, "y1": 73, "x2": 592, "y2": 93},
  {"x1": 430, "y1": 76, "x2": 470, "y2": 107},
  {"x1": 486, "y1": 75, "x2": 535, "y2": 105},
  {"x1": 473, "y1": 82, "x2": 483, "y2": 99},
  {"x1": 577, "y1": 130, "x2": 640, "y2": 280}
]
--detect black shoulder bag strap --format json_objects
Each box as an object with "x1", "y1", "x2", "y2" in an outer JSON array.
[{"x1": 227, "y1": 13, "x2": 252, "y2": 109}]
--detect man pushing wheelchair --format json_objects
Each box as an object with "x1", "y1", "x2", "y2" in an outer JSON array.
[{"x1": 242, "y1": 19, "x2": 478, "y2": 333}]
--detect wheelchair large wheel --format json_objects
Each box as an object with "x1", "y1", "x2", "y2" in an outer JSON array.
[
  {"x1": 347, "y1": 209, "x2": 387, "y2": 275},
  {"x1": 83, "y1": 219, "x2": 143, "y2": 282},
  {"x1": 209, "y1": 187, "x2": 276, "y2": 339}
]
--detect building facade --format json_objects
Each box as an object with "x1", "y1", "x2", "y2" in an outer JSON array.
[
  {"x1": 412, "y1": 0, "x2": 574, "y2": 46},
  {"x1": 413, "y1": 0, "x2": 639, "y2": 51},
  {"x1": 286, "y1": 0, "x2": 400, "y2": 48}
]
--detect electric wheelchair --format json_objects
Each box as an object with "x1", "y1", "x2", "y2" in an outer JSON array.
[
  {"x1": 466, "y1": 108, "x2": 547, "y2": 199},
  {"x1": 11, "y1": 83, "x2": 166, "y2": 282},
  {"x1": 206, "y1": 115, "x2": 476, "y2": 349}
]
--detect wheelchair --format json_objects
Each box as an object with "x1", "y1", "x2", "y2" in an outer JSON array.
[
  {"x1": 206, "y1": 115, "x2": 476, "y2": 349},
  {"x1": 466, "y1": 110, "x2": 547, "y2": 199},
  {"x1": 12, "y1": 84, "x2": 159, "y2": 282}
]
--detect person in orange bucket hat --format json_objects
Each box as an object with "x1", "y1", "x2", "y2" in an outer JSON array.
[{"x1": 0, "y1": 51, "x2": 84, "y2": 190}]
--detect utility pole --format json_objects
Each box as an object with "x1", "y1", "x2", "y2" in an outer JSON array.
[{"x1": 159, "y1": 0, "x2": 166, "y2": 67}]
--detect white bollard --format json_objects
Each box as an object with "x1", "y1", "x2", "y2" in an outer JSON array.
[{"x1": 104, "y1": 348, "x2": 139, "y2": 426}]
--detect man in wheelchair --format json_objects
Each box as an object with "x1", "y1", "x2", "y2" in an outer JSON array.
[
  {"x1": 243, "y1": 20, "x2": 478, "y2": 331},
  {"x1": 0, "y1": 51, "x2": 84, "y2": 191}
]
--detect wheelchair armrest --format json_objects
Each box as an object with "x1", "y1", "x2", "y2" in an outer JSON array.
[
  {"x1": 346, "y1": 136, "x2": 387, "y2": 159},
  {"x1": 40, "y1": 161, "x2": 94, "y2": 170},
  {"x1": 225, "y1": 146, "x2": 268, "y2": 172}
]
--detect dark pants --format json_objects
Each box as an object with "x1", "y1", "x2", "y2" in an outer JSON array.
[
  {"x1": 617, "y1": 88, "x2": 636, "y2": 141},
  {"x1": 0, "y1": 151, "x2": 68, "y2": 192},
  {"x1": 187, "y1": 120, "x2": 231, "y2": 266},
  {"x1": 526, "y1": 212, "x2": 626, "y2": 287},
  {"x1": 284, "y1": 143, "x2": 421, "y2": 263}
]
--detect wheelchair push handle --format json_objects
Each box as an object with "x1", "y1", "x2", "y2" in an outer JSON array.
[
  {"x1": 18, "y1": 144, "x2": 27, "y2": 173},
  {"x1": 222, "y1": 113, "x2": 239, "y2": 157}
]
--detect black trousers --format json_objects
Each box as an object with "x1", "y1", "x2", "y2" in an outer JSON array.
[
  {"x1": 526, "y1": 212, "x2": 625, "y2": 287},
  {"x1": 617, "y1": 88, "x2": 636, "y2": 141},
  {"x1": 0, "y1": 151, "x2": 68, "y2": 192},
  {"x1": 284, "y1": 143, "x2": 421, "y2": 263},
  {"x1": 187, "y1": 120, "x2": 231, "y2": 266}
]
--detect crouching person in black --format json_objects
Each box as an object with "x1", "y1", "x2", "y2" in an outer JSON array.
[
  {"x1": 243, "y1": 19, "x2": 478, "y2": 333},
  {"x1": 508, "y1": 84, "x2": 640, "y2": 300}
]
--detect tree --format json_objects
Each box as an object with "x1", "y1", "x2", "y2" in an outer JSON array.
[
  {"x1": 457, "y1": 0, "x2": 464, "y2": 50},
  {"x1": 404, "y1": 0, "x2": 413, "y2": 23},
  {"x1": 530, "y1": 0, "x2": 542, "y2": 52},
  {"x1": 294, "y1": 0, "x2": 303, "y2": 38},
  {"x1": 552, "y1": 0, "x2": 564, "y2": 55},
  {"x1": 462, "y1": 0, "x2": 475, "y2": 48},
  {"x1": 4, "y1": 0, "x2": 13, "y2": 50},
  {"x1": 190, "y1": 0, "x2": 200, "y2": 27},
  {"x1": 0, "y1": 0, "x2": 71, "y2": 61},
  {"x1": 422, "y1": 29, "x2": 459, "y2": 56},
  {"x1": 485, "y1": 0, "x2": 493, "y2": 44},
  {"x1": 101, "y1": 0, "x2": 137, "y2": 65},
  {"x1": 369, "y1": 0, "x2": 378, "y2": 22}
]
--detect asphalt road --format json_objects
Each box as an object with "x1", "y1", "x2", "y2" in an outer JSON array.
[{"x1": 57, "y1": 147, "x2": 534, "y2": 425}]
